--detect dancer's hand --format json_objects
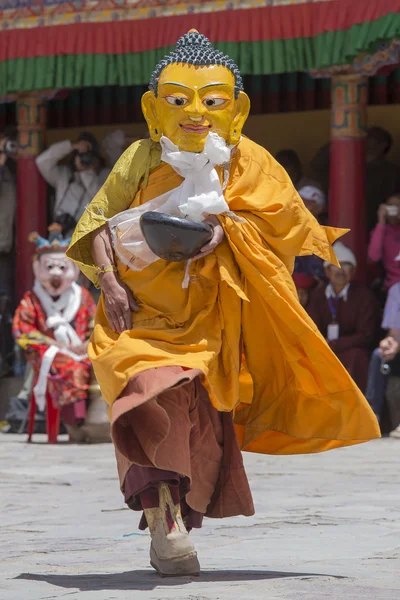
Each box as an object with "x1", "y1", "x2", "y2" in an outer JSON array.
[
  {"x1": 192, "y1": 215, "x2": 225, "y2": 261},
  {"x1": 100, "y1": 271, "x2": 140, "y2": 333}
]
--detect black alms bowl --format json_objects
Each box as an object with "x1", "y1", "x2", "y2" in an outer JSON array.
[{"x1": 140, "y1": 212, "x2": 213, "y2": 262}]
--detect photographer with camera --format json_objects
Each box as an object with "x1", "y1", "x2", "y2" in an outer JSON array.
[
  {"x1": 368, "y1": 193, "x2": 400, "y2": 290},
  {"x1": 36, "y1": 132, "x2": 111, "y2": 236}
]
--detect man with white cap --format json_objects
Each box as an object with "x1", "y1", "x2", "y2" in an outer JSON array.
[
  {"x1": 294, "y1": 185, "x2": 328, "y2": 282},
  {"x1": 298, "y1": 185, "x2": 327, "y2": 224},
  {"x1": 308, "y1": 242, "x2": 380, "y2": 392}
]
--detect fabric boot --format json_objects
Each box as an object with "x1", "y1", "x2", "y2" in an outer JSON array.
[{"x1": 143, "y1": 483, "x2": 200, "y2": 577}]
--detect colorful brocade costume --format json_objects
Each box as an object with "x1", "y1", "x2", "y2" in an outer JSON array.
[
  {"x1": 13, "y1": 224, "x2": 96, "y2": 427},
  {"x1": 67, "y1": 31, "x2": 380, "y2": 576},
  {"x1": 13, "y1": 288, "x2": 95, "y2": 419}
]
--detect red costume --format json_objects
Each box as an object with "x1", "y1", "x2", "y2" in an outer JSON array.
[{"x1": 13, "y1": 225, "x2": 96, "y2": 426}]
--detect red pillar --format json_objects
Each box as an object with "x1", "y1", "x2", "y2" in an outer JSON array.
[
  {"x1": 329, "y1": 75, "x2": 368, "y2": 280},
  {"x1": 16, "y1": 94, "x2": 47, "y2": 300}
]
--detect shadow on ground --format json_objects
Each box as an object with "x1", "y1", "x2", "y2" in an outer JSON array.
[{"x1": 16, "y1": 569, "x2": 344, "y2": 591}]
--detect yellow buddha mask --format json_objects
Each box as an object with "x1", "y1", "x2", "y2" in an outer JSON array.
[{"x1": 142, "y1": 30, "x2": 250, "y2": 153}]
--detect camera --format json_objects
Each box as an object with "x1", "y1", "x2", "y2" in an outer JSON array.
[
  {"x1": 77, "y1": 151, "x2": 95, "y2": 167},
  {"x1": 386, "y1": 205, "x2": 399, "y2": 217},
  {"x1": 2, "y1": 140, "x2": 17, "y2": 157},
  {"x1": 56, "y1": 213, "x2": 77, "y2": 235}
]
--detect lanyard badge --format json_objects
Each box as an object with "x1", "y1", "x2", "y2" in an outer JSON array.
[{"x1": 327, "y1": 297, "x2": 340, "y2": 341}]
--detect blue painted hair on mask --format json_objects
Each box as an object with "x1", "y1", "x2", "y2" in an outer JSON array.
[{"x1": 149, "y1": 31, "x2": 244, "y2": 99}]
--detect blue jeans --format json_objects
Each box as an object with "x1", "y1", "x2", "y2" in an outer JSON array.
[{"x1": 365, "y1": 348, "x2": 400, "y2": 421}]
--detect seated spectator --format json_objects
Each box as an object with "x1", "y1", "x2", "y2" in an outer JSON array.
[
  {"x1": 294, "y1": 186, "x2": 328, "y2": 282},
  {"x1": 294, "y1": 254, "x2": 326, "y2": 282},
  {"x1": 365, "y1": 281, "x2": 400, "y2": 424},
  {"x1": 368, "y1": 194, "x2": 400, "y2": 289},
  {"x1": 298, "y1": 185, "x2": 328, "y2": 226},
  {"x1": 36, "y1": 132, "x2": 111, "y2": 236},
  {"x1": 293, "y1": 273, "x2": 315, "y2": 308},
  {"x1": 308, "y1": 242, "x2": 380, "y2": 392}
]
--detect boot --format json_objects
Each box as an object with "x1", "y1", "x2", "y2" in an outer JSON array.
[{"x1": 144, "y1": 483, "x2": 200, "y2": 577}]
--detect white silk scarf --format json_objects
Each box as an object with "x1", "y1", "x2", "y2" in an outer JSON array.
[
  {"x1": 108, "y1": 132, "x2": 232, "y2": 274},
  {"x1": 32, "y1": 281, "x2": 87, "y2": 411}
]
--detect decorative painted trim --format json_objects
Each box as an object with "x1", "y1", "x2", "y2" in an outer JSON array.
[
  {"x1": 0, "y1": 1, "x2": 399, "y2": 95},
  {"x1": 331, "y1": 75, "x2": 368, "y2": 139},
  {"x1": 0, "y1": 0, "x2": 388, "y2": 32},
  {"x1": 311, "y1": 39, "x2": 400, "y2": 78},
  {"x1": 0, "y1": 0, "x2": 333, "y2": 31},
  {"x1": 16, "y1": 93, "x2": 47, "y2": 156}
]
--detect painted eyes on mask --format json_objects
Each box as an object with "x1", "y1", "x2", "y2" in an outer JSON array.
[
  {"x1": 164, "y1": 96, "x2": 227, "y2": 108},
  {"x1": 46, "y1": 263, "x2": 66, "y2": 271},
  {"x1": 203, "y1": 97, "x2": 226, "y2": 107},
  {"x1": 165, "y1": 96, "x2": 188, "y2": 106}
]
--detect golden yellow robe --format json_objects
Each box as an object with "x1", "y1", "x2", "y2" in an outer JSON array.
[{"x1": 67, "y1": 136, "x2": 380, "y2": 455}]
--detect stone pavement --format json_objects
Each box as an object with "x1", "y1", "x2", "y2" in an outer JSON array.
[{"x1": 1, "y1": 433, "x2": 399, "y2": 600}]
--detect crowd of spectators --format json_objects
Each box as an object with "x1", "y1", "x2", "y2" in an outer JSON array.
[
  {"x1": 1, "y1": 123, "x2": 400, "y2": 437},
  {"x1": 288, "y1": 125, "x2": 400, "y2": 437}
]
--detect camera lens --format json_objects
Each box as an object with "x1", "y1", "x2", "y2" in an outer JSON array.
[
  {"x1": 78, "y1": 151, "x2": 94, "y2": 167},
  {"x1": 5, "y1": 140, "x2": 17, "y2": 156},
  {"x1": 380, "y1": 362, "x2": 391, "y2": 376}
]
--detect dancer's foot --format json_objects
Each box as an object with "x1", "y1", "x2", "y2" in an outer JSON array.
[{"x1": 144, "y1": 483, "x2": 200, "y2": 577}]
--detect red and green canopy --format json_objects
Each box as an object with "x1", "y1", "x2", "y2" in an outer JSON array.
[{"x1": 1, "y1": 0, "x2": 400, "y2": 96}]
